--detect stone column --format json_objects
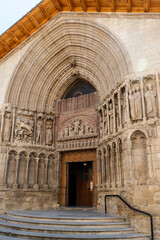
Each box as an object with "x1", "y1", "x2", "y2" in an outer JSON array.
[
  {"x1": 156, "y1": 73, "x2": 160, "y2": 116},
  {"x1": 13, "y1": 156, "x2": 19, "y2": 189},
  {"x1": 0, "y1": 154, "x2": 7, "y2": 188},
  {"x1": 112, "y1": 97, "x2": 116, "y2": 134},
  {"x1": 43, "y1": 116, "x2": 46, "y2": 146},
  {"x1": 0, "y1": 112, "x2": 5, "y2": 142},
  {"x1": 43, "y1": 158, "x2": 48, "y2": 189},
  {"x1": 33, "y1": 113, "x2": 37, "y2": 145},
  {"x1": 118, "y1": 89, "x2": 122, "y2": 129},
  {"x1": 111, "y1": 146, "x2": 116, "y2": 188},
  {"x1": 97, "y1": 151, "x2": 102, "y2": 188},
  {"x1": 52, "y1": 119, "x2": 55, "y2": 147},
  {"x1": 11, "y1": 107, "x2": 16, "y2": 142},
  {"x1": 126, "y1": 82, "x2": 132, "y2": 125},
  {"x1": 23, "y1": 157, "x2": 29, "y2": 189},
  {"x1": 33, "y1": 157, "x2": 39, "y2": 189},
  {"x1": 101, "y1": 149, "x2": 105, "y2": 188},
  {"x1": 140, "y1": 77, "x2": 146, "y2": 122}
]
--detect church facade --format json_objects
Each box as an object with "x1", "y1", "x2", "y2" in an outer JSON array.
[{"x1": 0, "y1": 7, "x2": 160, "y2": 239}]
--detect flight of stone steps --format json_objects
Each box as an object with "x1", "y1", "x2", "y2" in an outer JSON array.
[{"x1": 0, "y1": 209, "x2": 150, "y2": 239}]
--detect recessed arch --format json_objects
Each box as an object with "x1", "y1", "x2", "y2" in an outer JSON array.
[{"x1": 5, "y1": 16, "x2": 133, "y2": 112}]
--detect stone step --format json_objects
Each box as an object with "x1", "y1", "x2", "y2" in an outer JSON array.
[
  {"x1": 0, "y1": 220, "x2": 136, "y2": 235},
  {"x1": 7, "y1": 211, "x2": 126, "y2": 222},
  {"x1": 0, "y1": 215, "x2": 130, "y2": 228},
  {"x1": 0, "y1": 228, "x2": 150, "y2": 240}
]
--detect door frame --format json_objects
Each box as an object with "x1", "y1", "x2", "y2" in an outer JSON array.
[{"x1": 60, "y1": 149, "x2": 97, "y2": 207}]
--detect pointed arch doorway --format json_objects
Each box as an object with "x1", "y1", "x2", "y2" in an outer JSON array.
[{"x1": 60, "y1": 150, "x2": 97, "y2": 208}]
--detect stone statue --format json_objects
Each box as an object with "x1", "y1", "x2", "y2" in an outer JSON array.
[
  {"x1": 73, "y1": 119, "x2": 81, "y2": 135},
  {"x1": 36, "y1": 121, "x2": 43, "y2": 145},
  {"x1": 129, "y1": 87, "x2": 142, "y2": 120},
  {"x1": 115, "y1": 104, "x2": 120, "y2": 130},
  {"x1": 121, "y1": 93, "x2": 127, "y2": 125},
  {"x1": 109, "y1": 103, "x2": 113, "y2": 133},
  {"x1": 103, "y1": 108, "x2": 108, "y2": 135},
  {"x1": 46, "y1": 124, "x2": 53, "y2": 145},
  {"x1": 145, "y1": 83, "x2": 156, "y2": 118},
  {"x1": 4, "y1": 114, "x2": 11, "y2": 142},
  {"x1": 134, "y1": 86, "x2": 142, "y2": 120}
]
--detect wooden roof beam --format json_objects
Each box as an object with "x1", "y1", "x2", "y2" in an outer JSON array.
[
  {"x1": 28, "y1": 13, "x2": 41, "y2": 29},
  {"x1": 110, "y1": 0, "x2": 116, "y2": 12},
  {"x1": 127, "y1": 0, "x2": 132, "y2": 12},
  {"x1": 7, "y1": 30, "x2": 20, "y2": 44},
  {"x1": 95, "y1": 0, "x2": 100, "y2": 12},
  {"x1": 0, "y1": 38, "x2": 11, "y2": 52},
  {"x1": 66, "y1": 0, "x2": 74, "y2": 11},
  {"x1": 80, "y1": 0, "x2": 87, "y2": 12},
  {"x1": 51, "y1": 0, "x2": 62, "y2": 10},
  {"x1": 144, "y1": 0, "x2": 150, "y2": 12},
  {"x1": 17, "y1": 22, "x2": 31, "y2": 37},
  {"x1": 39, "y1": 4, "x2": 51, "y2": 20}
]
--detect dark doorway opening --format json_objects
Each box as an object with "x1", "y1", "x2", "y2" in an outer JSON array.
[{"x1": 68, "y1": 161, "x2": 93, "y2": 207}]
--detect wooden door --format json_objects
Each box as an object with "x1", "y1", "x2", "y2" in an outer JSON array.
[
  {"x1": 76, "y1": 162, "x2": 92, "y2": 206},
  {"x1": 60, "y1": 150, "x2": 97, "y2": 207}
]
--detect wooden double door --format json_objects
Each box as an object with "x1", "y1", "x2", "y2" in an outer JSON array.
[{"x1": 60, "y1": 150, "x2": 97, "y2": 207}]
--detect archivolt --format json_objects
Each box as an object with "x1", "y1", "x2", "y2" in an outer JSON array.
[{"x1": 5, "y1": 15, "x2": 133, "y2": 112}]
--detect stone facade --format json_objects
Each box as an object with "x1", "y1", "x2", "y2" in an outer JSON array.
[{"x1": 0, "y1": 12, "x2": 160, "y2": 239}]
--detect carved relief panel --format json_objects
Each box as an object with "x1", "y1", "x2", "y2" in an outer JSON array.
[{"x1": 15, "y1": 113, "x2": 34, "y2": 144}]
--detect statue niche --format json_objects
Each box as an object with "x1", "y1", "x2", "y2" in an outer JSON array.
[
  {"x1": 6, "y1": 151, "x2": 17, "y2": 188},
  {"x1": 131, "y1": 131, "x2": 147, "y2": 185}
]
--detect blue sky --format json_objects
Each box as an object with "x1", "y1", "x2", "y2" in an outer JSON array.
[{"x1": 0, "y1": 0, "x2": 41, "y2": 35}]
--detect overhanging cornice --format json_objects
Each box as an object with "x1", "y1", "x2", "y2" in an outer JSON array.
[{"x1": 0, "y1": 0, "x2": 160, "y2": 59}]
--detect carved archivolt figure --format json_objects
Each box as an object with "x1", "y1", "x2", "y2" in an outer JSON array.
[
  {"x1": 145, "y1": 83, "x2": 156, "y2": 118},
  {"x1": 4, "y1": 114, "x2": 11, "y2": 142}
]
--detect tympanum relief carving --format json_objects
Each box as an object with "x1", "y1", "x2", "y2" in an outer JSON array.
[{"x1": 60, "y1": 118, "x2": 95, "y2": 139}]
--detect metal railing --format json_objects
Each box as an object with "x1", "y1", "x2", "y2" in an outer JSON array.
[{"x1": 105, "y1": 194, "x2": 154, "y2": 240}]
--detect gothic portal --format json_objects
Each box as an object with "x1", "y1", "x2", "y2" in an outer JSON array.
[{"x1": 0, "y1": 10, "x2": 160, "y2": 239}]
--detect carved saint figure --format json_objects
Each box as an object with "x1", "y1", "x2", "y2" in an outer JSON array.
[
  {"x1": 129, "y1": 87, "x2": 142, "y2": 120},
  {"x1": 145, "y1": 83, "x2": 156, "y2": 118},
  {"x1": 46, "y1": 124, "x2": 53, "y2": 145},
  {"x1": 109, "y1": 103, "x2": 113, "y2": 133},
  {"x1": 73, "y1": 119, "x2": 81, "y2": 135},
  {"x1": 36, "y1": 121, "x2": 43, "y2": 145},
  {"x1": 115, "y1": 104, "x2": 120, "y2": 131},
  {"x1": 4, "y1": 114, "x2": 11, "y2": 142},
  {"x1": 103, "y1": 108, "x2": 108, "y2": 135}
]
